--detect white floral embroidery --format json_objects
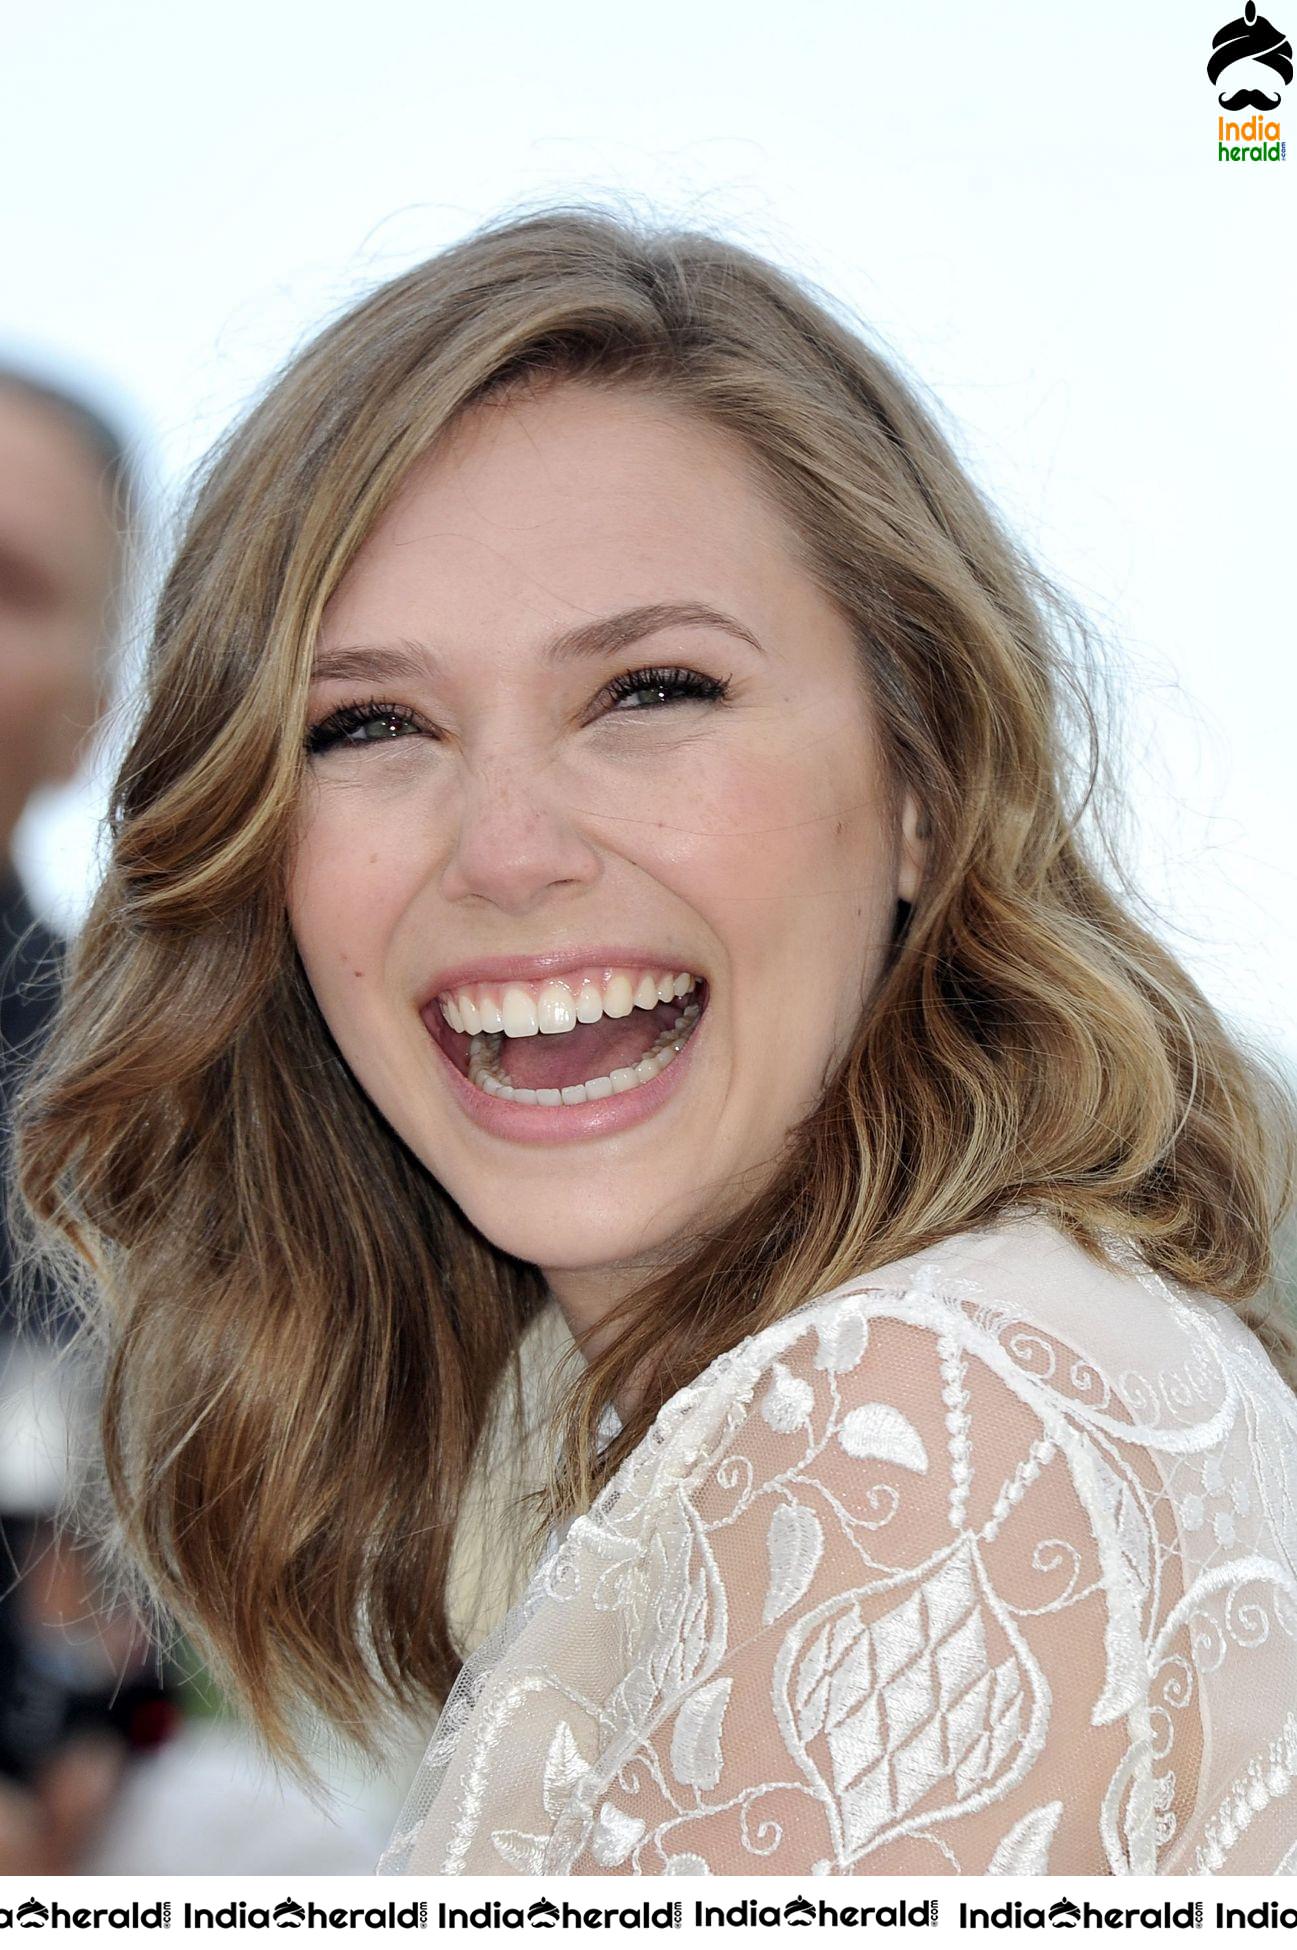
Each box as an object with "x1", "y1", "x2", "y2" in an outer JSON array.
[
  {"x1": 764, "y1": 1501, "x2": 825, "y2": 1626},
  {"x1": 670, "y1": 1676, "x2": 732, "y2": 1789},
  {"x1": 379, "y1": 1209, "x2": 1297, "y2": 1876},
  {"x1": 542, "y1": 1721, "x2": 591, "y2": 1816},
  {"x1": 761, "y1": 1364, "x2": 816, "y2": 1434},
  {"x1": 590, "y1": 1801, "x2": 645, "y2": 1867},
  {"x1": 987, "y1": 1800, "x2": 1064, "y2": 1873},
  {"x1": 836, "y1": 1402, "x2": 930, "y2": 1472}
]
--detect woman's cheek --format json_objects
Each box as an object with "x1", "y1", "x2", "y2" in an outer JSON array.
[
  {"x1": 289, "y1": 834, "x2": 378, "y2": 1003},
  {"x1": 686, "y1": 746, "x2": 826, "y2": 878}
]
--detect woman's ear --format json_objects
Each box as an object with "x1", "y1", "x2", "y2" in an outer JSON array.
[{"x1": 898, "y1": 791, "x2": 929, "y2": 905}]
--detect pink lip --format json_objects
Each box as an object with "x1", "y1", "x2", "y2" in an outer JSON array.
[
  {"x1": 421, "y1": 944, "x2": 703, "y2": 1005},
  {"x1": 420, "y1": 988, "x2": 709, "y2": 1147}
]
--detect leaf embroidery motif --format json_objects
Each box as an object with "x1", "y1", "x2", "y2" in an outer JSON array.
[
  {"x1": 764, "y1": 1501, "x2": 825, "y2": 1626},
  {"x1": 671, "y1": 1675, "x2": 733, "y2": 1790},
  {"x1": 491, "y1": 1828, "x2": 549, "y2": 1873},
  {"x1": 542, "y1": 1719, "x2": 591, "y2": 1819},
  {"x1": 761, "y1": 1363, "x2": 815, "y2": 1433},
  {"x1": 590, "y1": 1800, "x2": 645, "y2": 1868},
  {"x1": 815, "y1": 1307, "x2": 869, "y2": 1373},
  {"x1": 986, "y1": 1799, "x2": 1063, "y2": 1873},
  {"x1": 838, "y1": 1402, "x2": 929, "y2": 1473},
  {"x1": 1090, "y1": 1450, "x2": 1153, "y2": 1588}
]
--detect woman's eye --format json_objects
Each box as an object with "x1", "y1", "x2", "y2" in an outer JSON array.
[
  {"x1": 304, "y1": 665, "x2": 730, "y2": 758},
  {"x1": 598, "y1": 665, "x2": 731, "y2": 714},
  {"x1": 305, "y1": 700, "x2": 424, "y2": 756}
]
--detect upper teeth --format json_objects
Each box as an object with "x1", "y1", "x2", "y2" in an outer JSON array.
[{"x1": 437, "y1": 967, "x2": 699, "y2": 1038}]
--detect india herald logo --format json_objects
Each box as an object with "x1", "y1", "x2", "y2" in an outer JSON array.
[{"x1": 1208, "y1": 1, "x2": 1293, "y2": 108}]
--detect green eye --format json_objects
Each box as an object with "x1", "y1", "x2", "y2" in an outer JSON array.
[
  {"x1": 305, "y1": 701, "x2": 422, "y2": 755},
  {"x1": 600, "y1": 665, "x2": 730, "y2": 713},
  {"x1": 305, "y1": 664, "x2": 732, "y2": 758}
]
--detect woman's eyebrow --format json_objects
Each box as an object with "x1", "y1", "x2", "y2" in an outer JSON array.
[{"x1": 309, "y1": 601, "x2": 765, "y2": 686}]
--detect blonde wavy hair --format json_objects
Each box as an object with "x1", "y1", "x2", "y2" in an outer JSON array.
[{"x1": 12, "y1": 201, "x2": 1297, "y2": 1770}]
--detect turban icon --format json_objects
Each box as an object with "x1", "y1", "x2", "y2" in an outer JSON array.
[{"x1": 1208, "y1": 1, "x2": 1293, "y2": 108}]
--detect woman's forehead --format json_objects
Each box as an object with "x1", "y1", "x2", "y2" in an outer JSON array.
[{"x1": 322, "y1": 384, "x2": 815, "y2": 652}]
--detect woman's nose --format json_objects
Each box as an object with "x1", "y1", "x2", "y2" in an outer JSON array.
[{"x1": 437, "y1": 746, "x2": 603, "y2": 914}]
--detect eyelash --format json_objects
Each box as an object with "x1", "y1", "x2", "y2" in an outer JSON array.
[{"x1": 303, "y1": 664, "x2": 731, "y2": 756}]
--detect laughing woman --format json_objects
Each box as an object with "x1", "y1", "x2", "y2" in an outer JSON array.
[{"x1": 13, "y1": 206, "x2": 1297, "y2": 1876}]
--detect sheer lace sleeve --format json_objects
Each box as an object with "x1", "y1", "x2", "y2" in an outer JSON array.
[
  {"x1": 379, "y1": 1217, "x2": 1297, "y2": 1876},
  {"x1": 557, "y1": 1303, "x2": 1135, "y2": 1875}
]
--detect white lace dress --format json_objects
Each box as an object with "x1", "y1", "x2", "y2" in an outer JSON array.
[{"x1": 378, "y1": 1208, "x2": 1297, "y2": 1875}]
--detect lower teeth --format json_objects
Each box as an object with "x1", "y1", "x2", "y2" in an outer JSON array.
[{"x1": 466, "y1": 1002, "x2": 702, "y2": 1106}]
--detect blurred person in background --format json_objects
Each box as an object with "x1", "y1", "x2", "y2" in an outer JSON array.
[
  {"x1": 0, "y1": 365, "x2": 388, "y2": 1875},
  {"x1": 0, "y1": 366, "x2": 127, "y2": 1313},
  {"x1": 0, "y1": 365, "x2": 161, "y2": 1872}
]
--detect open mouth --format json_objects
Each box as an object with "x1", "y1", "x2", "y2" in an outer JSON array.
[{"x1": 423, "y1": 972, "x2": 709, "y2": 1108}]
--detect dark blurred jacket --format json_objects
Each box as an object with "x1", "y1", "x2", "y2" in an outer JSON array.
[{"x1": 1, "y1": 866, "x2": 65, "y2": 1337}]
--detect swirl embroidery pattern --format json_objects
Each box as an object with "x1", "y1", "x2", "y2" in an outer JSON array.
[{"x1": 379, "y1": 1213, "x2": 1297, "y2": 1876}]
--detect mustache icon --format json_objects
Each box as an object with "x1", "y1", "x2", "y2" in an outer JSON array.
[{"x1": 1218, "y1": 85, "x2": 1284, "y2": 104}]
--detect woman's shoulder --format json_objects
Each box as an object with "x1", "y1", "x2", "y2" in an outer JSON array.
[
  {"x1": 621, "y1": 1203, "x2": 1290, "y2": 1500},
  {"x1": 578, "y1": 1206, "x2": 1297, "y2": 1873},
  {"x1": 404, "y1": 1205, "x2": 1297, "y2": 1875}
]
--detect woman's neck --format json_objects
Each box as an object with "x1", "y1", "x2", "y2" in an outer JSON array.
[{"x1": 542, "y1": 1260, "x2": 667, "y2": 1423}]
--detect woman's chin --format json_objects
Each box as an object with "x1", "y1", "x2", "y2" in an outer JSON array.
[{"x1": 459, "y1": 1205, "x2": 697, "y2": 1281}]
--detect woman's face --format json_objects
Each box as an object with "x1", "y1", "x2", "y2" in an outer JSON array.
[{"x1": 289, "y1": 381, "x2": 924, "y2": 1340}]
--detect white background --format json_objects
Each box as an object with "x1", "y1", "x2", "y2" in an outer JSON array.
[{"x1": 1, "y1": 0, "x2": 1293, "y2": 1081}]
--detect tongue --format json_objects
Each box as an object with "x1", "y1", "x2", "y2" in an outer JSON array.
[{"x1": 499, "y1": 1001, "x2": 676, "y2": 1091}]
